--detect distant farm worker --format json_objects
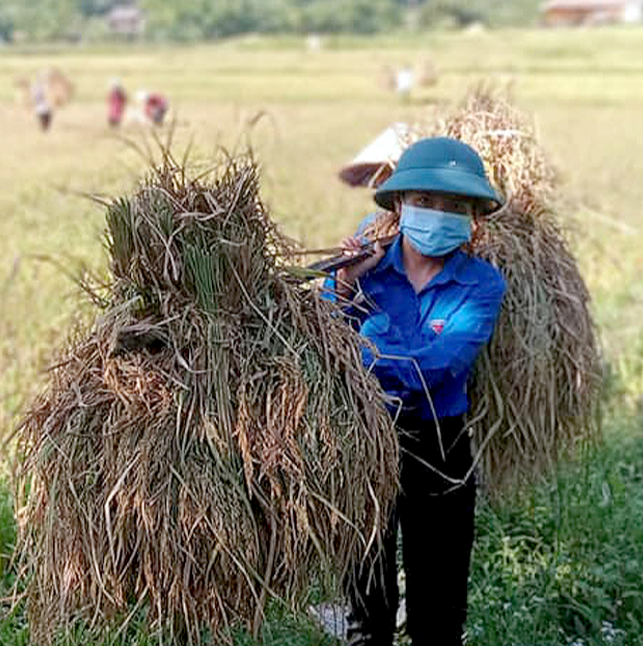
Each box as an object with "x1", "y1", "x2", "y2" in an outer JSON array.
[
  {"x1": 395, "y1": 64, "x2": 414, "y2": 102},
  {"x1": 326, "y1": 137, "x2": 506, "y2": 646},
  {"x1": 107, "y1": 78, "x2": 127, "y2": 127},
  {"x1": 144, "y1": 91, "x2": 169, "y2": 126},
  {"x1": 32, "y1": 78, "x2": 53, "y2": 131}
]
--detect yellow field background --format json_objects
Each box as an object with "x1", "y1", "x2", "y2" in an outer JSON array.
[{"x1": 1, "y1": 27, "x2": 642, "y2": 445}]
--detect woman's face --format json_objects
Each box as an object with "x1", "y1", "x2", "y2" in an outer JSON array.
[{"x1": 397, "y1": 191, "x2": 479, "y2": 217}]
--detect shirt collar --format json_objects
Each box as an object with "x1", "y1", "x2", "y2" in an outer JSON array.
[
  {"x1": 373, "y1": 235, "x2": 405, "y2": 276},
  {"x1": 432, "y1": 249, "x2": 480, "y2": 287},
  {"x1": 373, "y1": 236, "x2": 479, "y2": 286}
]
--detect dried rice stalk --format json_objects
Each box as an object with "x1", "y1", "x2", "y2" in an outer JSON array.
[
  {"x1": 15, "y1": 151, "x2": 398, "y2": 644},
  {"x1": 363, "y1": 84, "x2": 601, "y2": 495}
]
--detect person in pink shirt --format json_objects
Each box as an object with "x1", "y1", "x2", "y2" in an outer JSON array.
[{"x1": 107, "y1": 79, "x2": 127, "y2": 128}]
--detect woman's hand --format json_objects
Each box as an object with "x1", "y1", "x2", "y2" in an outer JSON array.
[{"x1": 335, "y1": 236, "x2": 385, "y2": 298}]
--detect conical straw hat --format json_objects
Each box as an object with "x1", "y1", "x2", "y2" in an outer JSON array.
[{"x1": 338, "y1": 122, "x2": 410, "y2": 188}]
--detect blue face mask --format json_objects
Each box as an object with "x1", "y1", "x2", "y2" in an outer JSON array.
[{"x1": 399, "y1": 204, "x2": 472, "y2": 257}]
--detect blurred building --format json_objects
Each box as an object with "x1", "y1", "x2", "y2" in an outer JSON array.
[
  {"x1": 107, "y1": 5, "x2": 145, "y2": 38},
  {"x1": 541, "y1": 0, "x2": 643, "y2": 25}
]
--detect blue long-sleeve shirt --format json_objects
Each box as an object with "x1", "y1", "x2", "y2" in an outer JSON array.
[{"x1": 325, "y1": 233, "x2": 506, "y2": 420}]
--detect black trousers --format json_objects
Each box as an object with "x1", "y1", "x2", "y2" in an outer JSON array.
[{"x1": 346, "y1": 414, "x2": 476, "y2": 646}]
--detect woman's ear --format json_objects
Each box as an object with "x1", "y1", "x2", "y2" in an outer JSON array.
[
  {"x1": 393, "y1": 193, "x2": 403, "y2": 215},
  {"x1": 472, "y1": 199, "x2": 484, "y2": 219}
]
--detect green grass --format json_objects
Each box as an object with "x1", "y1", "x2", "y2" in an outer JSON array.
[
  {"x1": 468, "y1": 425, "x2": 643, "y2": 646},
  {"x1": 1, "y1": 26, "x2": 643, "y2": 644}
]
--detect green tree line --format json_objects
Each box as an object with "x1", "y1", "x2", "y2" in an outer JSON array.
[{"x1": 0, "y1": 0, "x2": 541, "y2": 43}]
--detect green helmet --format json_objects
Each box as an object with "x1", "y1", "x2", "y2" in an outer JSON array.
[{"x1": 373, "y1": 136, "x2": 503, "y2": 213}]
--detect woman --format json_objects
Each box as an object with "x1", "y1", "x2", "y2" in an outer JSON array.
[{"x1": 328, "y1": 137, "x2": 506, "y2": 646}]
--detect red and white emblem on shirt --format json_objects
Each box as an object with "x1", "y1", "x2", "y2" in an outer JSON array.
[{"x1": 430, "y1": 319, "x2": 446, "y2": 335}]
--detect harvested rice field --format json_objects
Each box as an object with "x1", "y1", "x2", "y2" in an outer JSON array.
[{"x1": 1, "y1": 26, "x2": 643, "y2": 646}]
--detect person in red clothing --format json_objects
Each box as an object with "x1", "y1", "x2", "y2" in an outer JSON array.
[
  {"x1": 107, "y1": 79, "x2": 127, "y2": 128},
  {"x1": 144, "y1": 92, "x2": 169, "y2": 126}
]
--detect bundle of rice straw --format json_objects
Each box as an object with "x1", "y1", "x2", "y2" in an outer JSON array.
[
  {"x1": 15, "y1": 152, "x2": 398, "y2": 644},
  {"x1": 364, "y1": 84, "x2": 601, "y2": 495}
]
